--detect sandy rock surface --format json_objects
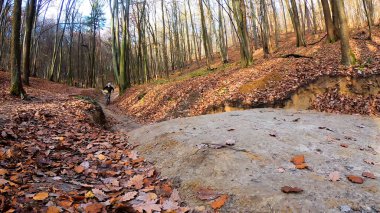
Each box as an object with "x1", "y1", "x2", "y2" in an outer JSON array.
[{"x1": 128, "y1": 109, "x2": 380, "y2": 212}]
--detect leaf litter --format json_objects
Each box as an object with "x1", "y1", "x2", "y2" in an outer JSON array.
[{"x1": 0, "y1": 73, "x2": 189, "y2": 212}]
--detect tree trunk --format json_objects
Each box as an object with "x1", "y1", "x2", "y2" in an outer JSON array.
[
  {"x1": 330, "y1": 0, "x2": 340, "y2": 39},
  {"x1": 270, "y1": 0, "x2": 280, "y2": 47},
  {"x1": 199, "y1": 0, "x2": 211, "y2": 69},
  {"x1": 310, "y1": 0, "x2": 318, "y2": 33},
  {"x1": 261, "y1": 0, "x2": 272, "y2": 56},
  {"x1": 287, "y1": 0, "x2": 306, "y2": 47},
  {"x1": 320, "y1": 0, "x2": 336, "y2": 42},
  {"x1": 335, "y1": 0, "x2": 355, "y2": 66},
  {"x1": 217, "y1": 0, "x2": 228, "y2": 63},
  {"x1": 232, "y1": 0, "x2": 253, "y2": 66},
  {"x1": 22, "y1": 0, "x2": 37, "y2": 85},
  {"x1": 362, "y1": 0, "x2": 372, "y2": 40},
  {"x1": 10, "y1": 0, "x2": 25, "y2": 96},
  {"x1": 249, "y1": 0, "x2": 259, "y2": 49},
  {"x1": 280, "y1": 0, "x2": 289, "y2": 34}
]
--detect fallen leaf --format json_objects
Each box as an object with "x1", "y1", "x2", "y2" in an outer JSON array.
[
  {"x1": 58, "y1": 200, "x2": 72, "y2": 208},
  {"x1": 170, "y1": 189, "x2": 181, "y2": 201},
  {"x1": 74, "y1": 165, "x2": 85, "y2": 174},
  {"x1": 290, "y1": 155, "x2": 305, "y2": 165},
  {"x1": 33, "y1": 192, "x2": 49, "y2": 201},
  {"x1": 85, "y1": 191, "x2": 95, "y2": 199},
  {"x1": 281, "y1": 186, "x2": 303, "y2": 193},
  {"x1": 162, "y1": 200, "x2": 180, "y2": 211},
  {"x1": 132, "y1": 202, "x2": 161, "y2": 213},
  {"x1": 347, "y1": 175, "x2": 364, "y2": 184},
  {"x1": 46, "y1": 206, "x2": 60, "y2": 213},
  {"x1": 85, "y1": 203, "x2": 104, "y2": 213},
  {"x1": 197, "y1": 188, "x2": 219, "y2": 201},
  {"x1": 329, "y1": 171, "x2": 340, "y2": 182},
  {"x1": 362, "y1": 172, "x2": 376, "y2": 179},
  {"x1": 295, "y1": 163, "x2": 308, "y2": 169},
  {"x1": 136, "y1": 192, "x2": 158, "y2": 203},
  {"x1": 101, "y1": 177, "x2": 119, "y2": 187},
  {"x1": 210, "y1": 194, "x2": 228, "y2": 209},
  {"x1": 127, "y1": 175, "x2": 144, "y2": 189},
  {"x1": 98, "y1": 154, "x2": 106, "y2": 160},
  {"x1": 92, "y1": 189, "x2": 109, "y2": 201},
  {"x1": 119, "y1": 191, "x2": 138, "y2": 202},
  {"x1": 340, "y1": 143, "x2": 348, "y2": 148},
  {"x1": 0, "y1": 169, "x2": 8, "y2": 176}
]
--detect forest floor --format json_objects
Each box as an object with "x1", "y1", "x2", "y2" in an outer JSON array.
[
  {"x1": 2, "y1": 27, "x2": 380, "y2": 212},
  {"x1": 0, "y1": 72, "x2": 190, "y2": 212},
  {"x1": 115, "y1": 27, "x2": 380, "y2": 123}
]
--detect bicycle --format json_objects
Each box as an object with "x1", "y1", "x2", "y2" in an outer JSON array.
[{"x1": 102, "y1": 90, "x2": 111, "y2": 105}]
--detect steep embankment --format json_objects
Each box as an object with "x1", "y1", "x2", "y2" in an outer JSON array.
[{"x1": 116, "y1": 29, "x2": 380, "y2": 123}]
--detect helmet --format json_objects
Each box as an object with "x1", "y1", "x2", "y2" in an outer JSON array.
[{"x1": 107, "y1": 82, "x2": 112, "y2": 87}]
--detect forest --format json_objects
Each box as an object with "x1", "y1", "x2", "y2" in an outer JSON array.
[{"x1": 0, "y1": 0, "x2": 380, "y2": 212}]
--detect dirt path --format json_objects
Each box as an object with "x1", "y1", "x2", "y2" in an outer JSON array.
[
  {"x1": 126, "y1": 108, "x2": 380, "y2": 212},
  {"x1": 98, "y1": 91, "x2": 141, "y2": 133}
]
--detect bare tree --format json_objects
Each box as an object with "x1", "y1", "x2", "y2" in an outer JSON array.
[{"x1": 10, "y1": 0, "x2": 25, "y2": 96}]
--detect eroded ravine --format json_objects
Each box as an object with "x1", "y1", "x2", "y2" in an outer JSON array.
[{"x1": 209, "y1": 74, "x2": 380, "y2": 113}]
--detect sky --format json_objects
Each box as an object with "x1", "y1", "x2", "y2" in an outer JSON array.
[{"x1": 45, "y1": 0, "x2": 112, "y2": 27}]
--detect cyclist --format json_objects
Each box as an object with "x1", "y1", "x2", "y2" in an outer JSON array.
[{"x1": 103, "y1": 82, "x2": 114, "y2": 105}]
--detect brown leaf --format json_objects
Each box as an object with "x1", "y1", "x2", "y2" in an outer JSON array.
[
  {"x1": 85, "y1": 203, "x2": 104, "y2": 213},
  {"x1": 92, "y1": 188, "x2": 109, "y2": 201},
  {"x1": 329, "y1": 171, "x2": 340, "y2": 182},
  {"x1": 119, "y1": 191, "x2": 138, "y2": 202},
  {"x1": 169, "y1": 189, "x2": 181, "y2": 202},
  {"x1": 127, "y1": 174, "x2": 144, "y2": 189},
  {"x1": 197, "y1": 188, "x2": 219, "y2": 201},
  {"x1": 136, "y1": 192, "x2": 158, "y2": 203},
  {"x1": 290, "y1": 155, "x2": 305, "y2": 165},
  {"x1": 46, "y1": 206, "x2": 60, "y2": 213},
  {"x1": 347, "y1": 175, "x2": 364, "y2": 184},
  {"x1": 362, "y1": 172, "x2": 376, "y2": 179},
  {"x1": 132, "y1": 202, "x2": 161, "y2": 213},
  {"x1": 33, "y1": 192, "x2": 49, "y2": 201},
  {"x1": 210, "y1": 194, "x2": 228, "y2": 209},
  {"x1": 74, "y1": 165, "x2": 85, "y2": 174},
  {"x1": 162, "y1": 200, "x2": 180, "y2": 211},
  {"x1": 281, "y1": 186, "x2": 303, "y2": 193}
]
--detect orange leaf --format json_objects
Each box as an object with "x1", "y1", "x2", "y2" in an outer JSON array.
[
  {"x1": 210, "y1": 194, "x2": 228, "y2": 209},
  {"x1": 0, "y1": 169, "x2": 8, "y2": 175},
  {"x1": 85, "y1": 203, "x2": 104, "y2": 213},
  {"x1": 74, "y1": 166, "x2": 85, "y2": 174},
  {"x1": 290, "y1": 155, "x2": 305, "y2": 165},
  {"x1": 46, "y1": 206, "x2": 60, "y2": 213},
  {"x1": 295, "y1": 163, "x2": 308, "y2": 169},
  {"x1": 33, "y1": 192, "x2": 49, "y2": 201},
  {"x1": 58, "y1": 200, "x2": 73, "y2": 208}
]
